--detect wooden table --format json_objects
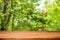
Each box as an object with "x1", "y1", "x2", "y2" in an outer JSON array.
[{"x1": 0, "y1": 31, "x2": 60, "y2": 40}]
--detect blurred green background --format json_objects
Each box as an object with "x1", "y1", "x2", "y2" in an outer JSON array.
[{"x1": 0, "y1": 0, "x2": 60, "y2": 31}]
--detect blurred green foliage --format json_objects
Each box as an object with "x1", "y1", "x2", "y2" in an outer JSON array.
[{"x1": 0, "y1": 0, "x2": 60, "y2": 31}]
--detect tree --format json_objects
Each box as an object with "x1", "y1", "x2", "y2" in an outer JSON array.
[{"x1": 0, "y1": 0, "x2": 60, "y2": 31}]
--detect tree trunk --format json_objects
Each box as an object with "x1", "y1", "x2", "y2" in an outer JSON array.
[{"x1": 1, "y1": 0, "x2": 12, "y2": 31}]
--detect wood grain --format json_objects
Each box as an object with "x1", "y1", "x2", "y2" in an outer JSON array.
[{"x1": 0, "y1": 31, "x2": 60, "y2": 40}]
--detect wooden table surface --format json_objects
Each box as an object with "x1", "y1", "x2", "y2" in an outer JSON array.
[{"x1": 0, "y1": 31, "x2": 60, "y2": 40}]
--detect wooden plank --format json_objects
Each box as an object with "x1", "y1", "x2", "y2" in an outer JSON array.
[
  {"x1": 0, "y1": 31, "x2": 60, "y2": 39},
  {"x1": 0, "y1": 38, "x2": 60, "y2": 40}
]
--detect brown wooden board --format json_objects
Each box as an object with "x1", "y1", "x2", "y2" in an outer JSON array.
[{"x1": 0, "y1": 31, "x2": 60, "y2": 40}]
